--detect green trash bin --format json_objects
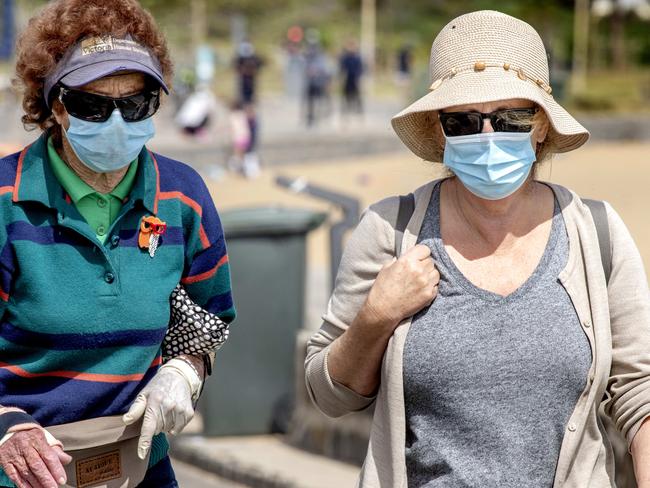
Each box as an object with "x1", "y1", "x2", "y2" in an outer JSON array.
[{"x1": 199, "y1": 207, "x2": 327, "y2": 436}]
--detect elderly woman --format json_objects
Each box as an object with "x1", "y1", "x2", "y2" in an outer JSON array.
[
  {"x1": 0, "y1": 1, "x2": 234, "y2": 487},
  {"x1": 306, "y1": 10, "x2": 650, "y2": 488}
]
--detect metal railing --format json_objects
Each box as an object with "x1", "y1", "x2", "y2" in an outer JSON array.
[{"x1": 276, "y1": 175, "x2": 360, "y2": 291}]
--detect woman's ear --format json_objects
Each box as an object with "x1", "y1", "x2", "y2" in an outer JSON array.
[
  {"x1": 533, "y1": 112, "x2": 550, "y2": 145},
  {"x1": 51, "y1": 99, "x2": 68, "y2": 128}
]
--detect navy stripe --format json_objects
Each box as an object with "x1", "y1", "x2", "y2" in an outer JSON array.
[
  {"x1": 184, "y1": 241, "x2": 227, "y2": 277},
  {"x1": 0, "y1": 364, "x2": 158, "y2": 426},
  {"x1": 0, "y1": 243, "x2": 14, "y2": 274},
  {"x1": 0, "y1": 244, "x2": 12, "y2": 295},
  {"x1": 0, "y1": 411, "x2": 37, "y2": 437},
  {"x1": 0, "y1": 266, "x2": 11, "y2": 296},
  {"x1": 0, "y1": 322, "x2": 168, "y2": 350},
  {"x1": 155, "y1": 153, "x2": 205, "y2": 196},
  {"x1": 118, "y1": 227, "x2": 184, "y2": 247},
  {"x1": 0, "y1": 152, "x2": 20, "y2": 188},
  {"x1": 205, "y1": 292, "x2": 234, "y2": 316},
  {"x1": 7, "y1": 221, "x2": 79, "y2": 246},
  {"x1": 6, "y1": 222, "x2": 185, "y2": 249}
]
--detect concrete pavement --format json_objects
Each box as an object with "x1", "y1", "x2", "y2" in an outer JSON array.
[
  {"x1": 172, "y1": 458, "x2": 248, "y2": 488},
  {"x1": 171, "y1": 435, "x2": 359, "y2": 488}
]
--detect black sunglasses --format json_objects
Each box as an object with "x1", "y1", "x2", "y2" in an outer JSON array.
[
  {"x1": 57, "y1": 85, "x2": 161, "y2": 123},
  {"x1": 439, "y1": 108, "x2": 537, "y2": 137}
]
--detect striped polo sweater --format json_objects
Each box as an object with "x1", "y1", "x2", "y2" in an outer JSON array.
[{"x1": 0, "y1": 134, "x2": 234, "y2": 437}]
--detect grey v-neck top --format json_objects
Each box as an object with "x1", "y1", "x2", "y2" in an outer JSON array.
[{"x1": 403, "y1": 183, "x2": 592, "y2": 488}]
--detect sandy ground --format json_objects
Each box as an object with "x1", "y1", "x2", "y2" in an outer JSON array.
[{"x1": 205, "y1": 142, "x2": 650, "y2": 278}]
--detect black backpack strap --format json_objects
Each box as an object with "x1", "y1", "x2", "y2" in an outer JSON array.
[
  {"x1": 395, "y1": 193, "x2": 415, "y2": 257},
  {"x1": 583, "y1": 198, "x2": 612, "y2": 285}
]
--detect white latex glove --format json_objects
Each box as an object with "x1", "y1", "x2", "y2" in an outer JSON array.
[{"x1": 122, "y1": 359, "x2": 202, "y2": 459}]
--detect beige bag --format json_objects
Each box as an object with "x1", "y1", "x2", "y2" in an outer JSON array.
[{"x1": 47, "y1": 416, "x2": 150, "y2": 488}]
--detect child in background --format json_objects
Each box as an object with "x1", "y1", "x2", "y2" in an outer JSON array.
[{"x1": 228, "y1": 101, "x2": 260, "y2": 179}]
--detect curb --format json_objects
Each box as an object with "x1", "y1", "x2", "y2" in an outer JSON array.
[{"x1": 170, "y1": 436, "x2": 299, "y2": 488}]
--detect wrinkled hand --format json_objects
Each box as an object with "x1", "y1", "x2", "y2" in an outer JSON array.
[
  {"x1": 122, "y1": 367, "x2": 194, "y2": 460},
  {"x1": 0, "y1": 428, "x2": 71, "y2": 488},
  {"x1": 365, "y1": 244, "x2": 439, "y2": 330}
]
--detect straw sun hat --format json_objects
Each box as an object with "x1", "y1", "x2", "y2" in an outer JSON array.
[{"x1": 391, "y1": 10, "x2": 590, "y2": 161}]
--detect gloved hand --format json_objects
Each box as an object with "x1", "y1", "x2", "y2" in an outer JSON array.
[{"x1": 122, "y1": 359, "x2": 202, "y2": 459}]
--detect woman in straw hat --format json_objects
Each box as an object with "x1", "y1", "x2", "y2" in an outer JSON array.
[{"x1": 305, "y1": 10, "x2": 650, "y2": 488}]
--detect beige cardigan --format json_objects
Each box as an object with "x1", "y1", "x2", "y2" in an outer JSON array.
[{"x1": 305, "y1": 180, "x2": 650, "y2": 488}]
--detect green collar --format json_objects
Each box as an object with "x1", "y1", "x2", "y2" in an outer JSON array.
[
  {"x1": 14, "y1": 133, "x2": 159, "y2": 215},
  {"x1": 46, "y1": 137, "x2": 139, "y2": 203}
]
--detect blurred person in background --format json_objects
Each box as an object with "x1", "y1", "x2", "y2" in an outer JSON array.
[
  {"x1": 283, "y1": 26, "x2": 306, "y2": 100},
  {"x1": 234, "y1": 41, "x2": 263, "y2": 106},
  {"x1": 0, "y1": 0, "x2": 235, "y2": 487},
  {"x1": 306, "y1": 10, "x2": 650, "y2": 488},
  {"x1": 175, "y1": 82, "x2": 218, "y2": 141},
  {"x1": 396, "y1": 44, "x2": 413, "y2": 86},
  {"x1": 303, "y1": 32, "x2": 333, "y2": 127},
  {"x1": 338, "y1": 38, "x2": 364, "y2": 118}
]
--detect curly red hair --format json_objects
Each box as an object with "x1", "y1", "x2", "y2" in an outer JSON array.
[{"x1": 14, "y1": 0, "x2": 173, "y2": 140}]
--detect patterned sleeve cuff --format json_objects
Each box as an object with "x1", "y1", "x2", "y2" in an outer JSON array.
[
  {"x1": 0, "y1": 408, "x2": 63, "y2": 449},
  {"x1": 0, "y1": 407, "x2": 40, "y2": 438}
]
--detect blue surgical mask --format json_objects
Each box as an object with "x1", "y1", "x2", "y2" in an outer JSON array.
[
  {"x1": 443, "y1": 131, "x2": 537, "y2": 200},
  {"x1": 63, "y1": 109, "x2": 155, "y2": 173}
]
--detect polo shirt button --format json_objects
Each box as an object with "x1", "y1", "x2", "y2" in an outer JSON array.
[
  {"x1": 104, "y1": 272, "x2": 115, "y2": 284},
  {"x1": 568, "y1": 423, "x2": 577, "y2": 432},
  {"x1": 111, "y1": 235, "x2": 120, "y2": 247},
  {"x1": 583, "y1": 320, "x2": 592, "y2": 328},
  {"x1": 97, "y1": 225, "x2": 106, "y2": 236},
  {"x1": 97, "y1": 199, "x2": 107, "y2": 208}
]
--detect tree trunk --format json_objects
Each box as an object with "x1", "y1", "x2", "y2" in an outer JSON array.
[{"x1": 610, "y1": 8, "x2": 626, "y2": 70}]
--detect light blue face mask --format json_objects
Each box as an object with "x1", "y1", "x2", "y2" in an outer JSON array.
[
  {"x1": 443, "y1": 131, "x2": 537, "y2": 200},
  {"x1": 64, "y1": 109, "x2": 155, "y2": 173}
]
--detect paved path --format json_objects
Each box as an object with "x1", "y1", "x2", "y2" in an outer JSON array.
[
  {"x1": 172, "y1": 435, "x2": 359, "y2": 488},
  {"x1": 172, "y1": 458, "x2": 247, "y2": 488}
]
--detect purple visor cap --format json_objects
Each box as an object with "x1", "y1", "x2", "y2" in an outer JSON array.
[{"x1": 44, "y1": 35, "x2": 169, "y2": 108}]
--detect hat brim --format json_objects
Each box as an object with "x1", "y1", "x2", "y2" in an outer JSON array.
[
  {"x1": 60, "y1": 60, "x2": 170, "y2": 94},
  {"x1": 391, "y1": 70, "x2": 589, "y2": 161}
]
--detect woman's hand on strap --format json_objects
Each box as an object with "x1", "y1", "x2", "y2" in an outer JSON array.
[
  {"x1": 365, "y1": 244, "x2": 439, "y2": 331},
  {"x1": 0, "y1": 428, "x2": 71, "y2": 488},
  {"x1": 328, "y1": 244, "x2": 439, "y2": 396}
]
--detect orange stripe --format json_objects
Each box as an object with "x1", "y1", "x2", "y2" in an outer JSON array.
[
  {"x1": 181, "y1": 255, "x2": 229, "y2": 285},
  {"x1": 149, "y1": 152, "x2": 160, "y2": 214},
  {"x1": 0, "y1": 356, "x2": 162, "y2": 384},
  {"x1": 199, "y1": 225, "x2": 211, "y2": 248},
  {"x1": 0, "y1": 186, "x2": 13, "y2": 195},
  {"x1": 159, "y1": 190, "x2": 211, "y2": 248},
  {"x1": 12, "y1": 147, "x2": 29, "y2": 203},
  {"x1": 0, "y1": 290, "x2": 8, "y2": 302},
  {"x1": 159, "y1": 191, "x2": 203, "y2": 216}
]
